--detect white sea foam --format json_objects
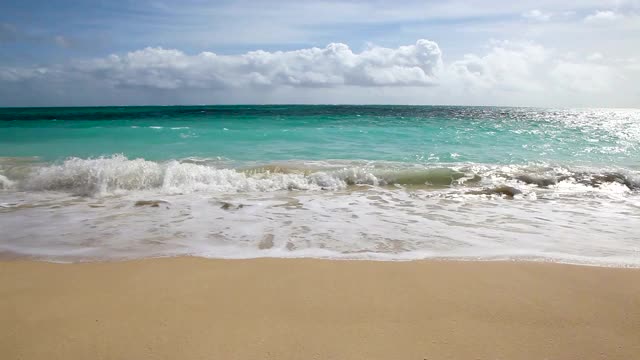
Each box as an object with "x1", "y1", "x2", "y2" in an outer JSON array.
[
  {"x1": 0, "y1": 174, "x2": 14, "y2": 189},
  {"x1": 20, "y1": 155, "x2": 331, "y2": 195},
  {"x1": 1, "y1": 184, "x2": 639, "y2": 266},
  {"x1": 1, "y1": 155, "x2": 637, "y2": 198},
  {"x1": 25, "y1": 155, "x2": 164, "y2": 195},
  {"x1": 2, "y1": 155, "x2": 639, "y2": 266}
]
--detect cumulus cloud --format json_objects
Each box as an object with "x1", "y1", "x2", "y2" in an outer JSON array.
[
  {"x1": 622, "y1": 57, "x2": 640, "y2": 71},
  {"x1": 522, "y1": 9, "x2": 552, "y2": 22},
  {"x1": 434, "y1": 41, "x2": 630, "y2": 106},
  {"x1": 43, "y1": 40, "x2": 443, "y2": 90},
  {"x1": 587, "y1": 52, "x2": 604, "y2": 61},
  {"x1": 0, "y1": 67, "x2": 53, "y2": 82},
  {"x1": 550, "y1": 62, "x2": 615, "y2": 92},
  {"x1": 0, "y1": 39, "x2": 636, "y2": 107},
  {"x1": 447, "y1": 41, "x2": 549, "y2": 92},
  {"x1": 584, "y1": 10, "x2": 621, "y2": 23}
]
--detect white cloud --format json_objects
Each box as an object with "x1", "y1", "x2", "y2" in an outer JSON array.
[
  {"x1": 62, "y1": 40, "x2": 443, "y2": 89},
  {"x1": 550, "y1": 62, "x2": 615, "y2": 92},
  {"x1": 0, "y1": 39, "x2": 637, "y2": 107},
  {"x1": 447, "y1": 41, "x2": 549, "y2": 92},
  {"x1": 438, "y1": 41, "x2": 631, "y2": 106},
  {"x1": 584, "y1": 10, "x2": 621, "y2": 23},
  {"x1": 623, "y1": 57, "x2": 640, "y2": 71},
  {"x1": 0, "y1": 67, "x2": 52, "y2": 82},
  {"x1": 437, "y1": 40, "x2": 633, "y2": 106},
  {"x1": 587, "y1": 52, "x2": 604, "y2": 61},
  {"x1": 523, "y1": 9, "x2": 552, "y2": 22}
]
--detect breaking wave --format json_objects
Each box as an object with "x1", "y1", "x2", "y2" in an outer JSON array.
[
  {"x1": 2, "y1": 154, "x2": 640, "y2": 266},
  {"x1": 0, "y1": 154, "x2": 639, "y2": 197},
  {"x1": 0, "y1": 174, "x2": 14, "y2": 190}
]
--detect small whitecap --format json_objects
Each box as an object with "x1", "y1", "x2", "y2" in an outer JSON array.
[{"x1": 0, "y1": 174, "x2": 14, "y2": 189}]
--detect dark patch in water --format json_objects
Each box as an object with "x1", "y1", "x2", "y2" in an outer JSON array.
[
  {"x1": 514, "y1": 172, "x2": 639, "y2": 191},
  {"x1": 516, "y1": 175, "x2": 557, "y2": 187},
  {"x1": 220, "y1": 202, "x2": 245, "y2": 210},
  {"x1": 589, "y1": 173, "x2": 638, "y2": 190},
  {"x1": 378, "y1": 168, "x2": 467, "y2": 186},
  {"x1": 468, "y1": 185, "x2": 522, "y2": 198},
  {"x1": 135, "y1": 200, "x2": 169, "y2": 207},
  {"x1": 259, "y1": 234, "x2": 275, "y2": 250},
  {"x1": 558, "y1": 172, "x2": 639, "y2": 190}
]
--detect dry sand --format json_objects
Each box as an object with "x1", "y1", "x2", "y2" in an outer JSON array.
[{"x1": 1, "y1": 258, "x2": 639, "y2": 360}]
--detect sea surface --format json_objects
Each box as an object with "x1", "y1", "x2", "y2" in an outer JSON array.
[{"x1": 1, "y1": 105, "x2": 639, "y2": 266}]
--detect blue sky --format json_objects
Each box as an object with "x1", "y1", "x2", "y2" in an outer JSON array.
[{"x1": 1, "y1": 0, "x2": 639, "y2": 107}]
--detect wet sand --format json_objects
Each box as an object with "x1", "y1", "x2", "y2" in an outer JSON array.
[{"x1": 1, "y1": 258, "x2": 639, "y2": 359}]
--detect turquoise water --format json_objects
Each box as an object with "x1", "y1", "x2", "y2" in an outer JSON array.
[
  {"x1": 1, "y1": 106, "x2": 640, "y2": 265},
  {"x1": 1, "y1": 105, "x2": 639, "y2": 167}
]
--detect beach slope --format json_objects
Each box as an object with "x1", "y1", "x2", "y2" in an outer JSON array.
[{"x1": 1, "y1": 258, "x2": 639, "y2": 359}]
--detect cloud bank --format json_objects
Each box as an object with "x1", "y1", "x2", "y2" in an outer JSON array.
[
  {"x1": 2, "y1": 40, "x2": 444, "y2": 89},
  {"x1": 1, "y1": 39, "x2": 638, "y2": 107}
]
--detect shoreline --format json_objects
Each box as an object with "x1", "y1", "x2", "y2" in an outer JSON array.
[
  {"x1": 2, "y1": 257, "x2": 640, "y2": 359},
  {"x1": 3, "y1": 247, "x2": 640, "y2": 268},
  {"x1": 5, "y1": 253, "x2": 640, "y2": 271}
]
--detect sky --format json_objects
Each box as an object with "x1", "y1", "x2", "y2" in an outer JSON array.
[{"x1": 0, "y1": 0, "x2": 639, "y2": 107}]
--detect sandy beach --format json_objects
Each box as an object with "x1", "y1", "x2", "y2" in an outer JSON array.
[{"x1": 1, "y1": 258, "x2": 639, "y2": 360}]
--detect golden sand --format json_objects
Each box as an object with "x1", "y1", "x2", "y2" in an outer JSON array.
[{"x1": 1, "y1": 258, "x2": 639, "y2": 359}]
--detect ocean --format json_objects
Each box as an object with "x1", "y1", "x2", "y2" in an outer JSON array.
[{"x1": 1, "y1": 105, "x2": 639, "y2": 265}]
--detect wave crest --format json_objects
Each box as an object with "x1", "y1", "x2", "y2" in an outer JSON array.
[
  {"x1": 0, "y1": 174, "x2": 14, "y2": 189},
  {"x1": 26, "y1": 155, "x2": 164, "y2": 195},
  {"x1": 1, "y1": 155, "x2": 638, "y2": 197}
]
